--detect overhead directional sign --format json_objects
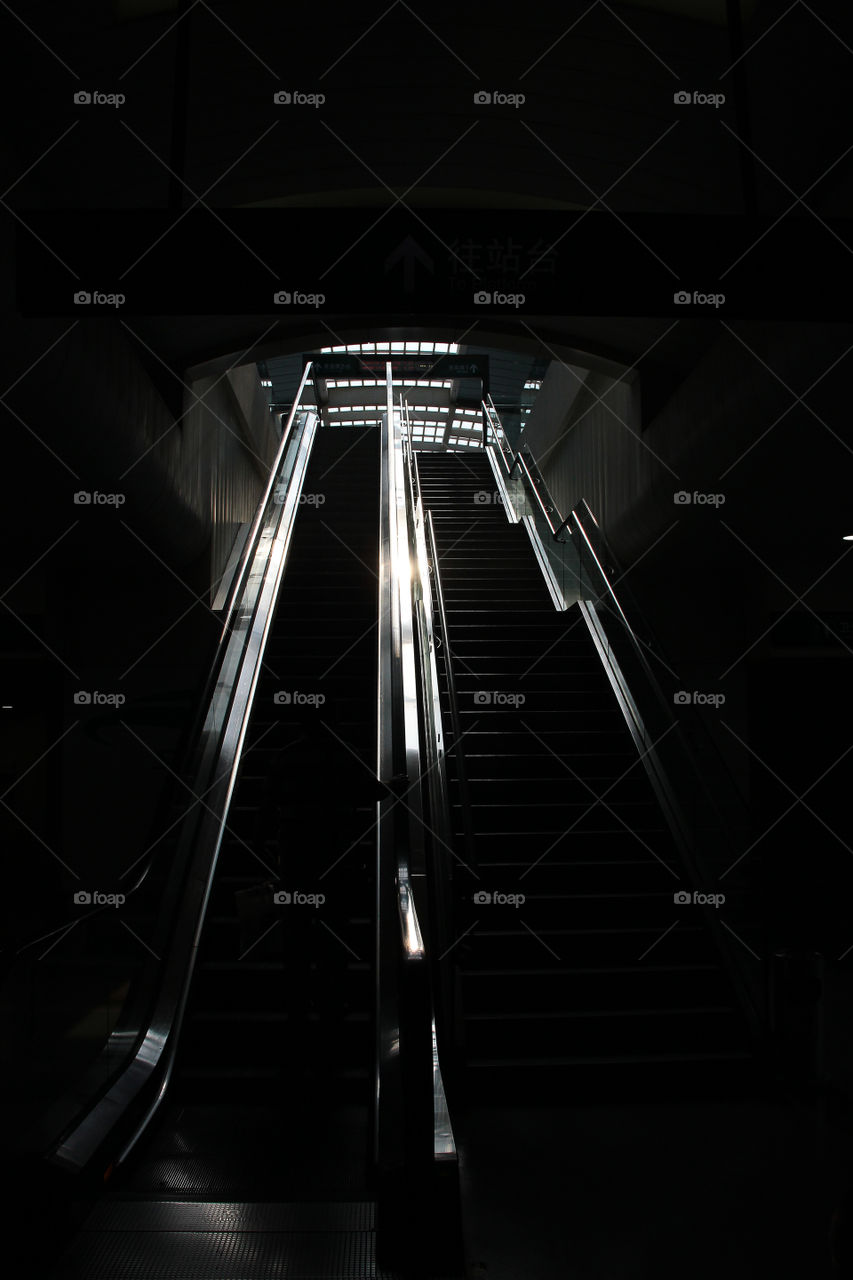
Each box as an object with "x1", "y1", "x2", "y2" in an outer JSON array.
[
  {"x1": 303, "y1": 354, "x2": 363, "y2": 378},
  {"x1": 303, "y1": 353, "x2": 489, "y2": 392},
  {"x1": 430, "y1": 354, "x2": 489, "y2": 391},
  {"x1": 383, "y1": 236, "x2": 434, "y2": 293}
]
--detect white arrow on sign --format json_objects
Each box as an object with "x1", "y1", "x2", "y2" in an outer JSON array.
[{"x1": 384, "y1": 236, "x2": 434, "y2": 292}]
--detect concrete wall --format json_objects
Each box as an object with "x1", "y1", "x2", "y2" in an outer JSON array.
[
  {"x1": 516, "y1": 324, "x2": 853, "y2": 909},
  {"x1": 182, "y1": 362, "x2": 278, "y2": 602},
  {"x1": 0, "y1": 318, "x2": 277, "y2": 980},
  {"x1": 10, "y1": 2, "x2": 852, "y2": 217},
  {"x1": 521, "y1": 360, "x2": 642, "y2": 535}
]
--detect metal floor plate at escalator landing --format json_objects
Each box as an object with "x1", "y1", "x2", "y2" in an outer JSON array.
[
  {"x1": 50, "y1": 1199, "x2": 393, "y2": 1280},
  {"x1": 49, "y1": 1199, "x2": 457, "y2": 1278}
]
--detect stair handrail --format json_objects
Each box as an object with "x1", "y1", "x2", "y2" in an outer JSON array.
[
  {"x1": 480, "y1": 396, "x2": 764, "y2": 1034},
  {"x1": 482, "y1": 397, "x2": 750, "y2": 831},
  {"x1": 423, "y1": 506, "x2": 478, "y2": 881},
  {"x1": 483, "y1": 394, "x2": 566, "y2": 539}
]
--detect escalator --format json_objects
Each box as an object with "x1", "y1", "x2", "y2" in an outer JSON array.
[
  {"x1": 46, "y1": 426, "x2": 407, "y2": 1278},
  {"x1": 416, "y1": 449, "x2": 758, "y2": 1102}
]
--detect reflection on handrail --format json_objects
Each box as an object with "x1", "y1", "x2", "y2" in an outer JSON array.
[
  {"x1": 45, "y1": 401, "x2": 319, "y2": 1175},
  {"x1": 483, "y1": 397, "x2": 565, "y2": 539},
  {"x1": 375, "y1": 374, "x2": 459, "y2": 1218},
  {"x1": 13, "y1": 376, "x2": 317, "y2": 972},
  {"x1": 398, "y1": 860, "x2": 425, "y2": 960},
  {"x1": 481, "y1": 395, "x2": 762, "y2": 1035},
  {"x1": 402, "y1": 415, "x2": 464, "y2": 1130},
  {"x1": 216, "y1": 362, "x2": 316, "y2": 645}
]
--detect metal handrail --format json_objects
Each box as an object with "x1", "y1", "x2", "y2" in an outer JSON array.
[
  {"x1": 483, "y1": 398, "x2": 749, "y2": 823},
  {"x1": 398, "y1": 407, "x2": 461, "y2": 1163},
  {"x1": 13, "y1": 366, "x2": 317, "y2": 969},
  {"x1": 483, "y1": 397, "x2": 565, "y2": 539},
  {"x1": 573, "y1": 520, "x2": 763, "y2": 1032},
  {"x1": 41, "y1": 407, "x2": 319, "y2": 1175},
  {"x1": 215, "y1": 360, "x2": 315, "y2": 644},
  {"x1": 374, "y1": 370, "x2": 433, "y2": 1193},
  {"x1": 570, "y1": 498, "x2": 750, "y2": 822},
  {"x1": 424, "y1": 508, "x2": 477, "y2": 878},
  {"x1": 480, "y1": 396, "x2": 762, "y2": 1033}
]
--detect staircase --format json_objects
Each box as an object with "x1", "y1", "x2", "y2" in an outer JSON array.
[{"x1": 416, "y1": 449, "x2": 756, "y2": 1101}]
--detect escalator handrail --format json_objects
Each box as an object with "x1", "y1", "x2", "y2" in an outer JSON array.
[
  {"x1": 215, "y1": 362, "x2": 315, "y2": 646},
  {"x1": 374, "y1": 380, "x2": 436, "y2": 1182},
  {"x1": 42, "y1": 408, "x2": 320, "y2": 1175},
  {"x1": 13, "y1": 370, "x2": 317, "y2": 965},
  {"x1": 398, "y1": 407, "x2": 460, "y2": 1157}
]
